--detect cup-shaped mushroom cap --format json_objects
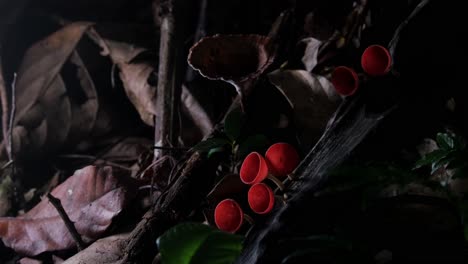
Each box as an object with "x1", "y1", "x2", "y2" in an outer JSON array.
[
  {"x1": 265, "y1": 143, "x2": 300, "y2": 177},
  {"x1": 248, "y1": 183, "x2": 275, "y2": 214},
  {"x1": 188, "y1": 34, "x2": 274, "y2": 82},
  {"x1": 240, "y1": 152, "x2": 269, "y2": 184},
  {"x1": 331, "y1": 66, "x2": 359, "y2": 96},
  {"x1": 214, "y1": 199, "x2": 244, "y2": 233},
  {"x1": 361, "y1": 45, "x2": 392, "y2": 76}
]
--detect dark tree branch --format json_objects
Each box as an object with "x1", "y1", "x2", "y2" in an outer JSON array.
[{"x1": 47, "y1": 193, "x2": 86, "y2": 251}]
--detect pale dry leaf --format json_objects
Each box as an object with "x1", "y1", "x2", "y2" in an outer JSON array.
[
  {"x1": 10, "y1": 22, "x2": 100, "y2": 159},
  {"x1": 0, "y1": 166, "x2": 137, "y2": 256},
  {"x1": 66, "y1": 51, "x2": 98, "y2": 145},
  {"x1": 87, "y1": 28, "x2": 157, "y2": 126},
  {"x1": 19, "y1": 258, "x2": 43, "y2": 264},
  {"x1": 268, "y1": 70, "x2": 341, "y2": 151},
  {"x1": 62, "y1": 233, "x2": 129, "y2": 264},
  {"x1": 300, "y1": 37, "x2": 322, "y2": 72}
]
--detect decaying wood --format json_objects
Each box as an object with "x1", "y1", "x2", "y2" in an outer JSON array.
[{"x1": 119, "y1": 151, "x2": 219, "y2": 263}]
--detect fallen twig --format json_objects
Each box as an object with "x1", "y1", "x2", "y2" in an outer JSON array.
[
  {"x1": 153, "y1": 0, "x2": 183, "y2": 160},
  {"x1": 0, "y1": 58, "x2": 9, "y2": 158},
  {"x1": 46, "y1": 193, "x2": 86, "y2": 251},
  {"x1": 7, "y1": 73, "x2": 16, "y2": 162}
]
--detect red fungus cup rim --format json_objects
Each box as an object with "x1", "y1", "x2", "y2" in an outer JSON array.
[
  {"x1": 331, "y1": 66, "x2": 359, "y2": 96},
  {"x1": 361, "y1": 45, "x2": 392, "y2": 77},
  {"x1": 214, "y1": 199, "x2": 244, "y2": 233},
  {"x1": 265, "y1": 143, "x2": 300, "y2": 178},
  {"x1": 248, "y1": 183, "x2": 275, "y2": 214},
  {"x1": 240, "y1": 152, "x2": 269, "y2": 184}
]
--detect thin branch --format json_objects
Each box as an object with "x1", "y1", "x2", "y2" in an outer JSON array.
[
  {"x1": 153, "y1": 0, "x2": 183, "y2": 160},
  {"x1": 7, "y1": 73, "x2": 16, "y2": 161},
  {"x1": 47, "y1": 193, "x2": 86, "y2": 251},
  {"x1": 0, "y1": 58, "x2": 9, "y2": 158}
]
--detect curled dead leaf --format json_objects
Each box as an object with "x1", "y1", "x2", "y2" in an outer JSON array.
[
  {"x1": 10, "y1": 22, "x2": 99, "y2": 160},
  {"x1": 86, "y1": 27, "x2": 157, "y2": 126},
  {"x1": 0, "y1": 166, "x2": 137, "y2": 256},
  {"x1": 188, "y1": 34, "x2": 276, "y2": 108},
  {"x1": 268, "y1": 70, "x2": 341, "y2": 151},
  {"x1": 188, "y1": 34, "x2": 274, "y2": 82}
]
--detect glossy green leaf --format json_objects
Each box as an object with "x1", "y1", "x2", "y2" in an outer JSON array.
[
  {"x1": 236, "y1": 134, "x2": 269, "y2": 159},
  {"x1": 208, "y1": 147, "x2": 226, "y2": 159},
  {"x1": 224, "y1": 107, "x2": 244, "y2": 141},
  {"x1": 413, "y1": 149, "x2": 453, "y2": 169},
  {"x1": 436, "y1": 133, "x2": 455, "y2": 150},
  {"x1": 193, "y1": 138, "x2": 231, "y2": 153},
  {"x1": 157, "y1": 223, "x2": 243, "y2": 264}
]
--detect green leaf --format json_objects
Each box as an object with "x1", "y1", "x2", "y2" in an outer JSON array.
[
  {"x1": 190, "y1": 232, "x2": 243, "y2": 264},
  {"x1": 193, "y1": 138, "x2": 231, "y2": 153},
  {"x1": 413, "y1": 149, "x2": 453, "y2": 169},
  {"x1": 224, "y1": 107, "x2": 244, "y2": 141},
  {"x1": 236, "y1": 134, "x2": 269, "y2": 159},
  {"x1": 436, "y1": 133, "x2": 455, "y2": 150},
  {"x1": 430, "y1": 153, "x2": 456, "y2": 174},
  {"x1": 157, "y1": 223, "x2": 243, "y2": 264},
  {"x1": 208, "y1": 147, "x2": 226, "y2": 159}
]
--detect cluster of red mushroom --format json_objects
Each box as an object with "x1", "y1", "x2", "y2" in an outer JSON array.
[
  {"x1": 331, "y1": 45, "x2": 392, "y2": 96},
  {"x1": 214, "y1": 143, "x2": 300, "y2": 233}
]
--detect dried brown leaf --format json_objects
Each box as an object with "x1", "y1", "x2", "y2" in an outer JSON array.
[
  {"x1": 11, "y1": 22, "x2": 99, "y2": 159},
  {"x1": 300, "y1": 37, "x2": 322, "y2": 72},
  {"x1": 268, "y1": 70, "x2": 341, "y2": 150},
  {"x1": 0, "y1": 166, "x2": 137, "y2": 256},
  {"x1": 188, "y1": 34, "x2": 274, "y2": 82},
  {"x1": 87, "y1": 28, "x2": 156, "y2": 126}
]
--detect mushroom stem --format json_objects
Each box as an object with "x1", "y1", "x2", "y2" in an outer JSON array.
[
  {"x1": 267, "y1": 174, "x2": 286, "y2": 192},
  {"x1": 243, "y1": 214, "x2": 255, "y2": 225},
  {"x1": 274, "y1": 195, "x2": 287, "y2": 205}
]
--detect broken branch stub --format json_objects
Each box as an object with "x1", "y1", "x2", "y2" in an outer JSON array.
[{"x1": 187, "y1": 34, "x2": 275, "y2": 108}]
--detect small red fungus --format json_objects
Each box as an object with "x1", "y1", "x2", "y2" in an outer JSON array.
[
  {"x1": 265, "y1": 143, "x2": 300, "y2": 178},
  {"x1": 361, "y1": 45, "x2": 392, "y2": 76},
  {"x1": 214, "y1": 199, "x2": 244, "y2": 233},
  {"x1": 240, "y1": 152, "x2": 269, "y2": 184},
  {"x1": 248, "y1": 183, "x2": 275, "y2": 214},
  {"x1": 331, "y1": 66, "x2": 359, "y2": 96}
]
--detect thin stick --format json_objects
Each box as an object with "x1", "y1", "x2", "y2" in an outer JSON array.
[
  {"x1": 47, "y1": 193, "x2": 86, "y2": 251},
  {"x1": 153, "y1": 0, "x2": 183, "y2": 161},
  {"x1": 7, "y1": 73, "x2": 16, "y2": 161},
  {"x1": 0, "y1": 60, "x2": 9, "y2": 158}
]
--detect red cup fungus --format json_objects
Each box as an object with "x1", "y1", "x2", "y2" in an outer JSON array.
[
  {"x1": 331, "y1": 66, "x2": 359, "y2": 96},
  {"x1": 248, "y1": 183, "x2": 275, "y2": 214},
  {"x1": 361, "y1": 45, "x2": 392, "y2": 76},
  {"x1": 265, "y1": 143, "x2": 300, "y2": 178},
  {"x1": 240, "y1": 152, "x2": 269, "y2": 184},
  {"x1": 214, "y1": 199, "x2": 244, "y2": 233}
]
